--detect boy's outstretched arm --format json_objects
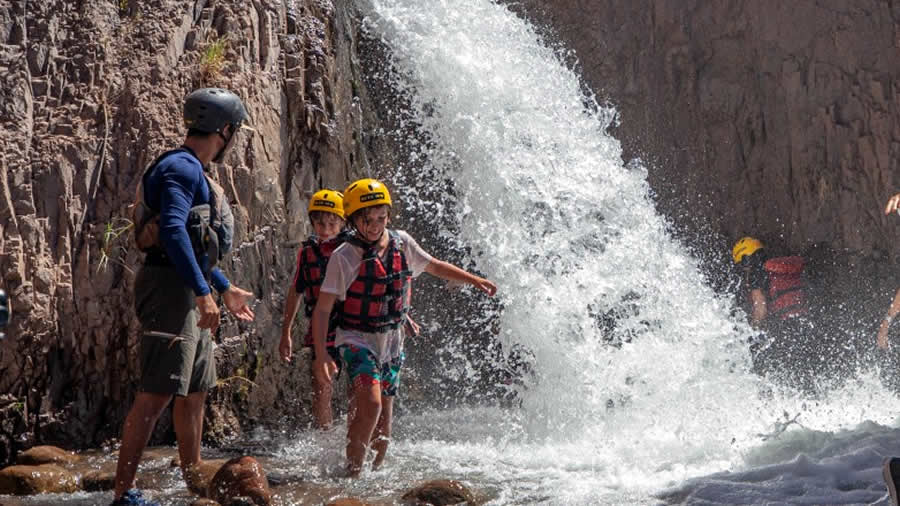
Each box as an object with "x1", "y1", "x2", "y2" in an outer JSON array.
[
  {"x1": 311, "y1": 293, "x2": 339, "y2": 382},
  {"x1": 425, "y1": 259, "x2": 497, "y2": 296},
  {"x1": 886, "y1": 193, "x2": 900, "y2": 214}
]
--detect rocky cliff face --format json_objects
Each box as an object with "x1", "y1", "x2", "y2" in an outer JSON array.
[
  {"x1": 507, "y1": 1, "x2": 900, "y2": 280},
  {"x1": 0, "y1": 0, "x2": 376, "y2": 463}
]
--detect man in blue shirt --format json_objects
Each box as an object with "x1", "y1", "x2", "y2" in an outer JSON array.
[{"x1": 111, "y1": 88, "x2": 255, "y2": 506}]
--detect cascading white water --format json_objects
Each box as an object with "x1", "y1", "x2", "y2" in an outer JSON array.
[{"x1": 347, "y1": 0, "x2": 900, "y2": 503}]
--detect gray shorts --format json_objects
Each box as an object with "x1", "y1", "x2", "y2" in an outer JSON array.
[{"x1": 134, "y1": 265, "x2": 216, "y2": 396}]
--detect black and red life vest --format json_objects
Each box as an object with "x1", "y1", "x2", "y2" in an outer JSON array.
[
  {"x1": 337, "y1": 231, "x2": 412, "y2": 333},
  {"x1": 762, "y1": 256, "x2": 808, "y2": 320},
  {"x1": 295, "y1": 235, "x2": 344, "y2": 345}
]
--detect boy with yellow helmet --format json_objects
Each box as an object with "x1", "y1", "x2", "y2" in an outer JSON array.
[
  {"x1": 311, "y1": 178, "x2": 497, "y2": 476},
  {"x1": 279, "y1": 189, "x2": 347, "y2": 429}
]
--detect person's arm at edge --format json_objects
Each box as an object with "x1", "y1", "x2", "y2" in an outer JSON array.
[
  {"x1": 885, "y1": 193, "x2": 900, "y2": 215},
  {"x1": 877, "y1": 288, "x2": 900, "y2": 349}
]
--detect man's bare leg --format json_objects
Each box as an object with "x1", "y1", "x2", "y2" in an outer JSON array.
[
  {"x1": 173, "y1": 391, "x2": 207, "y2": 469},
  {"x1": 346, "y1": 380, "x2": 381, "y2": 476},
  {"x1": 370, "y1": 396, "x2": 393, "y2": 470},
  {"x1": 113, "y1": 392, "x2": 173, "y2": 498},
  {"x1": 174, "y1": 391, "x2": 208, "y2": 494}
]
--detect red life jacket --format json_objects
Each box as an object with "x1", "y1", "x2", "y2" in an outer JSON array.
[
  {"x1": 763, "y1": 256, "x2": 808, "y2": 320},
  {"x1": 338, "y1": 231, "x2": 411, "y2": 333},
  {"x1": 295, "y1": 234, "x2": 344, "y2": 346}
]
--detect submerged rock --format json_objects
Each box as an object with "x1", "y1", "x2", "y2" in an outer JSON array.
[
  {"x1": 0, "y1": 463, "x2": 78, "y2": 494},
  {"x1": 80, "y1": 469, "x2": 116, "y2": 492},
  {"x1": 326, "y1": 499, "x2": 370, "y2": 506},
  {"x1": 401, "y1": 479, "x2": 476, "y2": 505},
  {"x1": 184, "y1": 458, "x2": 229, "y2": 496},
  {"x1": 191, "y1": 499, "x2": 221, "y2": 506}
]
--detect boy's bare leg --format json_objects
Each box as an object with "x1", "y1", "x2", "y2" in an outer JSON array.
[
  {"x1": 346, "y1": 380, "x2": 382, "y2": 476},
  {"x1": 370, "y1": 397, "x2": 393, "y2": 470},
  {"x1": 113, "y1": 392, "x2": 173, "y2": 498},
  {"x1": 311, "y1": 369, "x2": 334, "y2": 429}
]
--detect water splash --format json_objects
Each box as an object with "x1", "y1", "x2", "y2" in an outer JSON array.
[{"x1": 354, "y1": 0, "x2": 900, "y2": 501}]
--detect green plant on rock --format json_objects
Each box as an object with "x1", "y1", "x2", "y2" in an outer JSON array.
[
  {"x1": 200, "y1": 37, "x2": 228, "y2": 80},
  {"x1": 98, "y1": 217, "x2": 134, "y2": 274},
  {"x1": 218, "y1": 364, "x2": 256, "y2": 403},
  {"x1": 117, "y1": 0, "x2": 134, "y2": 17}
]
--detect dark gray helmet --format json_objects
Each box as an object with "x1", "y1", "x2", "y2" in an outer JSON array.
[{"x1": 183, "y1": 88, "x2": 249, "y2": 133}]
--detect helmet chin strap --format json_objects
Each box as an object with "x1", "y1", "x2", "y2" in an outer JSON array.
[{"x1": 212, "y1": 127, "x2": 234, "y2": 163}]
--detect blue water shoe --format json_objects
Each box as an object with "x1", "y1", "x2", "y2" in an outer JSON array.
[{"x1": 110, "y1": 489, "x2": 160, "y2": 506}]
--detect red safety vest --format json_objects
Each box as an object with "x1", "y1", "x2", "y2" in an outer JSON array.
[
  {"x1": 296, "y1": 235, "x2": 344, "y2": 345},
  {"x1": 763, "y1": 256, "x2": 808, "y2": 320},
  {"x1": 338, "y1": 231, "x2": 411, "y2": 333}
]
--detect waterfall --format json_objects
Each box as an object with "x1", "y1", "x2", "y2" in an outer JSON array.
[{"x1": 347, "y1": 0, "x2": 900, "y2": 501}]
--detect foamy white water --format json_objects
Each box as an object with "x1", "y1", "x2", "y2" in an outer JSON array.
[{"x1": 350, "y1": 0, "x2": 900, "y2": 503}]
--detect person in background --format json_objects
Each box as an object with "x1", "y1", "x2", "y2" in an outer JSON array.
[{"x1": 732, "y1": 236, "x2": 818, "y2": 393}]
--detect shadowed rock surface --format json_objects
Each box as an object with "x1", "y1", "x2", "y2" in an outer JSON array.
[
  {"x1": 0, "y1": 0, "x2": 375, "y2": 464},
  {"x1": 505, "y1": 0, "x2": 900, "y2": 351}
]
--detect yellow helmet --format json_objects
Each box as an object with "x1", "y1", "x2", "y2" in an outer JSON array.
[
  {"x1": 732, "y1": 237, "x2": 763, "y2": 264},
  {"x1": 308, "y1": 189, "x2": 345, "y2": 219},
  {"x1": 343, "y1": 178, "x2": 392, "y2": 218}
]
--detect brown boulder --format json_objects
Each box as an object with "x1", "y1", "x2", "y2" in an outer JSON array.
[
  {"x1": 0, "y1": 464, "x2": 78, "y2": 495},
  {"x1": 81, "y1": 469, "x2": 116, "y2": 491},
  {"x1": 191, "y1": 499, "x2": 221, "y2": 506},
  {"x1": 401, "y1": 479, "x2": 475, "y2": 505},
  {"x1": 15, "y1": 445, "x2": 80, "y2": 466},
  {"x1": 183, "y1": 459, "x2": 228, "y2": 496},
  {"x1": 208, "y1": 456, "x2": 272, "y2": 506}
]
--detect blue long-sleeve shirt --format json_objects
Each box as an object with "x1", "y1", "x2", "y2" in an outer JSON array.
[{"x1": 143, "y1": 147, "x2": 230, "y2": 296}]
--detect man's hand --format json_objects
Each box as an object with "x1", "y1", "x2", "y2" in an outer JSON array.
[
  {"x1": 313, "y1": 356, "x2": 338, "y2": 383},
  {"x1": 279, "y1": 334, "x2": 293, "y2": 362},
  {"x1": 195, "y1": 293, "x2": 220, "y2": 332},
  {"x1": 885, "y1": 193, "x2": 900, "y2": 215},
  {"x1": 223, "y1": 285, "x2": 255, "y2": 321}
]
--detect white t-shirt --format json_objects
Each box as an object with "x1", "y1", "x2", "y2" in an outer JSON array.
[{"x1": 320, "y1": 230, "x2": 433, "y2": 363}]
